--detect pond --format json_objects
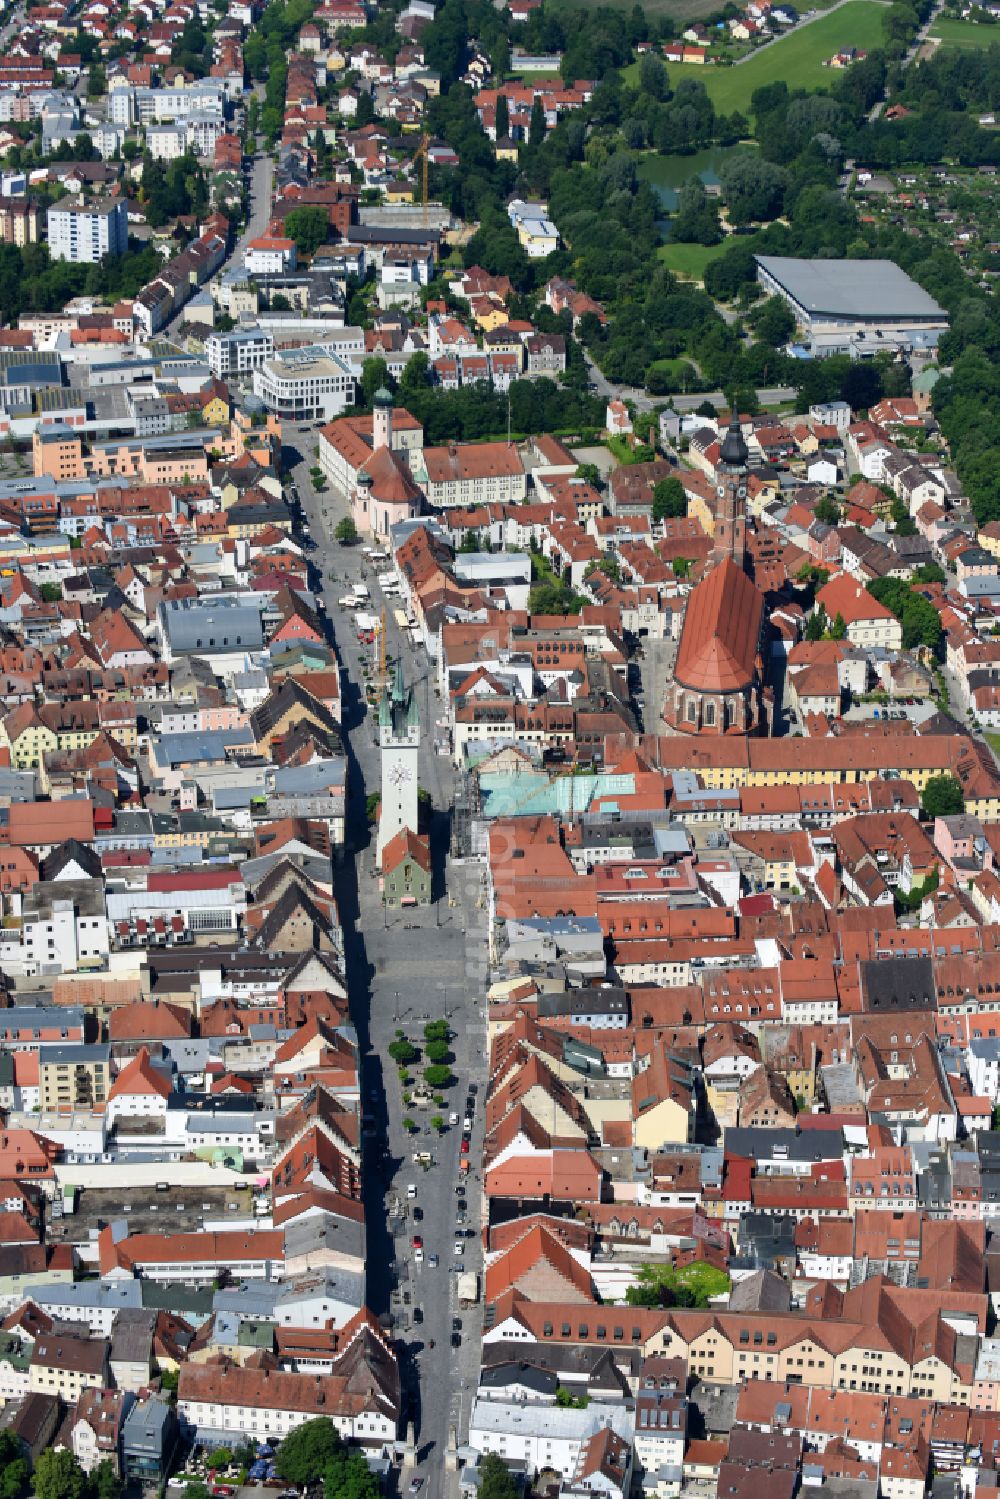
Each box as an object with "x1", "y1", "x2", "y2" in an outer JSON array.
[{"x1": 638, "y1": 145, "x2": 756, "y2": 224}]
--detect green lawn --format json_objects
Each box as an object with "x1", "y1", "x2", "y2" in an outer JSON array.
[
  {"x1": 657, "y1": 239, "x2": 728, "y2": 279},
  {"x1": 984, "y1": 730, "x2": 1000, "y2": 762},
  {"x1": 647, "y1": 355, "x2": 698, "y2": 379},
  {"x1": 649, "y1": 2, "x2": 888, "y2": 115},
  {"x1": 928, "y1": 15, "x2": 1000, "y2": 46}
]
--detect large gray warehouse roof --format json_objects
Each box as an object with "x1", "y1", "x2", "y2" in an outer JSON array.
[{"x1": 755, "y1": 256, "x2": 946, "y2": 320}]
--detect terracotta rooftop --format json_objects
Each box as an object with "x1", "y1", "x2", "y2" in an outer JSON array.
[{"x1": 674, "y1": 559, "x2": 763, "y2": 695}]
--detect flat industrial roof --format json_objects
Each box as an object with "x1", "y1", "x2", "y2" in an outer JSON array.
[{"x1": 755, "y1": 255, "x2": 947, "y2": 320}]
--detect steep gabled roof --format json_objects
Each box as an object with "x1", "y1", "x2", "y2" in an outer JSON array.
[
  {"x1": 484, "y1": 1222, "x2": 595, "y2": 1306},
  {"x1": 674, "y1": 558, "x2": 763, "y2": 695},
  {"x1": 109, "y1": 1047, "x2": 171, "y2": 1102}
]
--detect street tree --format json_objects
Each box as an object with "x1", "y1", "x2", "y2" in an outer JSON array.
[
  {"x1": 275, "y1": 1419, "x2": 343, "y2": 1485},
  {"x1": 387, "y1": 1038, "x2": 419, "y2": 1067},
  {"x1": 334, "y1": 517, "x2": 359, "y2": 545},
  {"x1": 479, "y1": 1455, "x2": 519, "y2": 1499},
  {"x1": 324, "y1": 1447, "x2": 381, "y2": 1499}
]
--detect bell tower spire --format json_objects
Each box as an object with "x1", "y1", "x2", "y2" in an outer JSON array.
[{"x1": 711, "y1": 418, "x2": 749, "y2": 572}]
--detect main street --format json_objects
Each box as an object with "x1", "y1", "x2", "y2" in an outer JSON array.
[{"x1": 288, "y1": 425, "x2": 490, "y2": 1499}]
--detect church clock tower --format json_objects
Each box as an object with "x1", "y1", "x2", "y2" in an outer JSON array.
[
  {"x1": 710, "y1": 419, "x2": 749, "y2": 573},
  {"x1": 377, "y1": 658, "x2": 420, "y2": 867}
]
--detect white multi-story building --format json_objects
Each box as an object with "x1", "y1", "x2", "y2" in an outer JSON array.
[
  {"x1": 110, "y1": 83, "x2": 226, "y2": 125},
  {"x1": 410, "y1": 440, "x2": 526, "y2": 508},
  {"x1": 244, "y1": 235, "x2": 296, "y2": 276},
  {"x1": 143, "y1": 115, "x2": 226, "y2": 159},
  {"x1": 968, "y1": 1037, "x2": 1000, "y2": 1102},
  {"x1": 633, "y1": 1389, "x2": 686, "y2": 1478},
  {"x1": 468, "y1": 1399, "x2": 634, "y2": 1478},
  {"x1": 205, "y1": 326, "x2": 274, "y2": 379},
  {"x1": 186, "y1": 114, "x2": 226, "y2": 155},
  {"x1": 253, "y1": 347, "x2": 355, "y2": 422},
  {"x1": 178, "y1": 1359, "x2": 398, "y2": 1446},
  {"x1": 15, "y1": 882, "x2": 110, "y2": 975},
  {"x1": 145, "y1": 124, "x2": 188, "y2": 161},
  {"x1": 48, "y1": 196, "x2": 128, "y2": 263}
]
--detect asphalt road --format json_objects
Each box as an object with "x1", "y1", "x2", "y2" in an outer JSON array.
[
  {"x1": 237, "y1": 150, "x2": 276, "y2": 257},
  {"x1": 583, "y1": 351, "x2": 796, "y2": 413},
  {"x1": 0, "y1": 1, "x2": 24, "y2": 49},
  {"x1": 164, "y1": 150, "x2": 274, "y2": 339},
  {"x1": 286, "y1": 426, "x2": 490, "y2": 1499}
]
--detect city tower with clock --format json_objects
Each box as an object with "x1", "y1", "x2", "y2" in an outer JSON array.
[
  {"x1": 377, "y1": 658, "x2": 421, "y2": 867},
  {"x1": 663, "y1": 419, "x2": 765, "y2": 738}
]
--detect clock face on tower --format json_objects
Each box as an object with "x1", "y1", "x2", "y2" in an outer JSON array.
[{"x1": 389, "y1": 762, "x2": 413, "y2": 786}]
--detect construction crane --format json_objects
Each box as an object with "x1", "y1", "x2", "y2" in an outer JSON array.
[{"x1": 412, "y1": 132, "x2": 430, "y2": 228}]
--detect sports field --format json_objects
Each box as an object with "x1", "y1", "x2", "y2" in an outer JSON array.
[
  {"x1": 928, "y1": 15, "x2": 1000, "y2": 47},
  {"x1": 633, "y1": 1, "x2": 888, "y2": 115}
]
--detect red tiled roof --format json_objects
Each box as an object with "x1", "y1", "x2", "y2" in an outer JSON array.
[{"x1": 674, "y1": 559, "x2": 763, "y2": 695}]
